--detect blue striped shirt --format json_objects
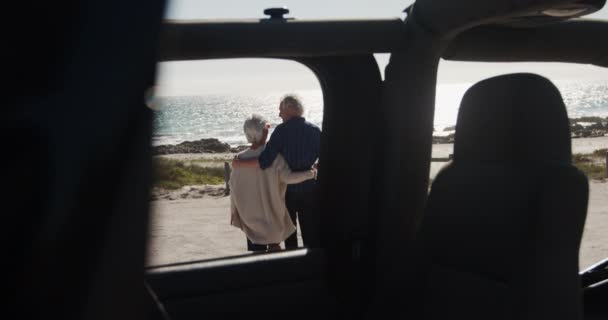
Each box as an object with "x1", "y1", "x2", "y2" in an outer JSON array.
[{"x1": 259, "y1": 117, "x2": 321, "y2": 192}]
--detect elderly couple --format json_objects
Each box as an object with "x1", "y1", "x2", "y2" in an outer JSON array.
[{"x1": 229, "y1": 95, "x2": 321, "y2": 252}]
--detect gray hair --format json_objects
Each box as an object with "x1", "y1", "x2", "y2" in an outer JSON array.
[
  {"x1": 280, "y1": 94, "x2": 304, "y2": 116},
  {"x1": 243, "y1": 114, "x2": 268, "y2": 144}
]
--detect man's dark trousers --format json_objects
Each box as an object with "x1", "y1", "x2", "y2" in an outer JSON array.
[
  {"x1": 284, "y1": 189, "x2": 320, "y2": 249},
  {"x1": 247, "y1": 238, "x2": 266, "y2": 252}
]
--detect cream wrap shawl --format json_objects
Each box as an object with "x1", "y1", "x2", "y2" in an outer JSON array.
[{"x1": 229, "y1": 149, "x2": 315, "y2": 245}]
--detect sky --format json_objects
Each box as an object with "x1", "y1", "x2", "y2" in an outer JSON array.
[{"x1": 156, "y1": 0, "x2": 608, "y2": 96}]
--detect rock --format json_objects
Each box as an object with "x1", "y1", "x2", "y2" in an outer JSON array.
[
  {"x1": 571, "y1": 123, "x2": 584, "y2": 131},
  {"x1": 570, "y1": 116, "x2": 605, "y2": 124},
  {"x1": 177, "y1": 138, "x2": 231, "y2": 153},
  {"x1": 432, "y1": 133, "x2": 455, "y2": 144},
  {"x1": 593, "y1": 148, "x2": 608, "y2": 157},
  {"x1": 581, "y1": 129, "x2": 592, "y2": 138},
  {"x1": 153, "y1": 138, "x2": 231, "y2": 155},
  {"x1": 570, "y1": 118, "x2": 608, "y2": 139},
  {"x1": 589, "y1": 122, "x2": 606, "y2": 130}
]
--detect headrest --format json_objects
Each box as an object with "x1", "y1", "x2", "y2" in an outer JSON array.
[{"x1": 453, "y1": 73, "x2": 572, "y2": 165}]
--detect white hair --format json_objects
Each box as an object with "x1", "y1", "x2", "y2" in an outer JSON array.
[
  {"x1": 280, "y1": 94, "x2": 304, "y2": 116},
  {"x1": 243, "y1": 114, "x2": 268, "y2": 144}
]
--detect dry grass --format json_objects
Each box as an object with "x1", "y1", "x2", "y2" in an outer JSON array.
[{"x1": 153, "y1": 158, "x2": 225, "y2": 189}]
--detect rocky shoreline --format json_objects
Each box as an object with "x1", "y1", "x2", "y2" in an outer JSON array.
[
  {"x1": 153, "y1": 117, "x2": 608, "y2": 154},
  {"x1": 569, "y1": 116, "x2": 608, "y2": 138},
  {"x1": 431, "y1": 116, "x2": 608, "y2": 144},
  {"x1": 153, "y1": 138, "x2": 248, "y2": 155}
]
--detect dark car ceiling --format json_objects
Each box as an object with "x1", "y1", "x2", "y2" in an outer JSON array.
[
  {"x1": 443, "y1": 19, "x2": 608, "y2": 67},
  {"x1": 408, "y1": 0, "x2": 606, "y2": 37}
]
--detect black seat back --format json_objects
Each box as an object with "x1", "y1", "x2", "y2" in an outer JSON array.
[{"x1": 414, "y1": 73, "x2": 588, "y2": 320}]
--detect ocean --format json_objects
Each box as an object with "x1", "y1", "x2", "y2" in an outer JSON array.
[{"x1": 152, "y1": 80, "x2": 608, "y2": 146}]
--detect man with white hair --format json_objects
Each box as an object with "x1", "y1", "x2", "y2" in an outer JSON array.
[
  {"x1": 234, "y1": 94, "x2": 321, "y2": 249},
  {"x1": 230, "y1": 114, "x2": 316, "y2": 252}
]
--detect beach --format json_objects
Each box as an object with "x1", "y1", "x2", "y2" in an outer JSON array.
[
  {"x1": 147, "y1": 138, "x2": 608, "y2": 270},
  {"x1": 147, "y1": 181, "x2": 607, "y2": 270}
]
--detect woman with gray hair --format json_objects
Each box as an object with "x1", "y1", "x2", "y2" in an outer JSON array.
[{"x1": 229, "y1": 114, "x2": 317, "y2": 252}]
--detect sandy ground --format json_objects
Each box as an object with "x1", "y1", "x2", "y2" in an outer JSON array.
[
  {"x1": 147, "y1": 192, "x2": 303, "y2": 265},
  {"x1": 581, "y1": 181, "x2": 608, "y2": 269},
  {"x1": 147, "y1": 195, "x2": 241, "y2": 264},
  {"x1": 430, "y1": 136, "x2": 608, "y2": 179},
  {"x1": 147, "y1": 180, "x2": 607, "y2": 270}
]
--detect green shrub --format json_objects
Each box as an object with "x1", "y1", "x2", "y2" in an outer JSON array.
[
  {"x1": 153, "y1": 158, "x2": 225, "y2": 189},
  {"x1": 575, "y1": 162, "x2": 606, "y2": 180},
  {"x1": 592, "y1": 148, "x2": 607, "y2": 158},
  {"x1": 573, "y1": 149, "x2": 606, "y2": 181}
]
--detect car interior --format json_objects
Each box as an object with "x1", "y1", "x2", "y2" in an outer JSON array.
[
  {"x1": 410, "y1": 73, "x2": 589, "y2": 319},
  {"x1": 8, "y1": 0, "x2": 608, "y2": 319}
]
